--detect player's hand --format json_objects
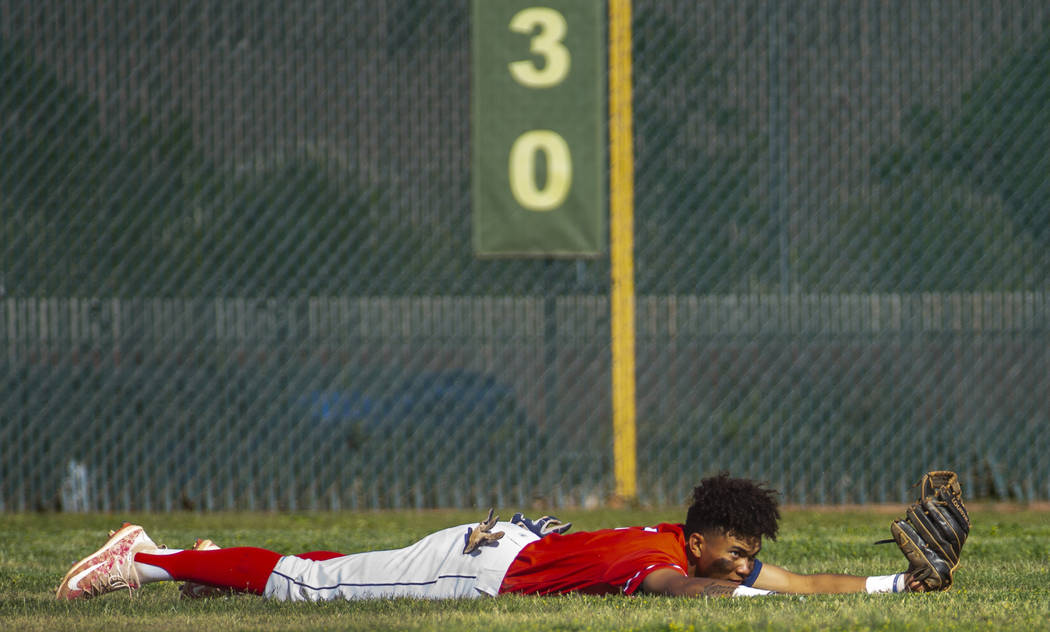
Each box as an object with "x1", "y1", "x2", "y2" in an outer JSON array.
[{"x1": 904, "y1": 572, "x2": 926, "y2": 592}]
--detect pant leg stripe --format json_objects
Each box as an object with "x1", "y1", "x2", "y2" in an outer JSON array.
[{"x1": 271, "y1": 570, "x2": 477, "y2": 592}]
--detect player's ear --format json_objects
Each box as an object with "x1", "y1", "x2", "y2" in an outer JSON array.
[{"x1": 687, "y1": 531, "x2": 705, "y2": 558}]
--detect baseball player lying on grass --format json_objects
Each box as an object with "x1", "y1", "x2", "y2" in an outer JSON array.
[{"x1": 56, "y1": 471, "x2": 968, "y2": 601}]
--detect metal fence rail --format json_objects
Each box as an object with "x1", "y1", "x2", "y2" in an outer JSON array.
[{"x1": 2, "y1": 0, "x2": 1048, "y2": 510}]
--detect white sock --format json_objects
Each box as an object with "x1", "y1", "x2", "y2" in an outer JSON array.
[
  {"x1": 865, "y1": 573, "x2": 906, "y2": 594},
  {"x1": 133, "y1": 548, "x2": 181, "y2": 584}
]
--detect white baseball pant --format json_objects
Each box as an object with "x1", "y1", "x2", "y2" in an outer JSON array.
[{"x1": 263, "y1": 521, "x2": 539, "y2": 601}]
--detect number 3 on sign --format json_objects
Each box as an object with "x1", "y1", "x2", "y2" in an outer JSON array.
[
  {"x1": 507, "y1": 7, "x2": 572, "y2": 212},
  {"x1": 508, "y1": 7, "x2": 569, "y2": 88}
]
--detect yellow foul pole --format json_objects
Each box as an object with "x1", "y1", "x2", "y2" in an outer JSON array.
[{"x1": 608, "y1": 0, "x2": 637, "y2": 501}]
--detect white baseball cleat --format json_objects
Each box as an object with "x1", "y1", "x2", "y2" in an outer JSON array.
[
  {"x1": 56, "y1": 523, "x2": 159, "y2": 600},
  {"x1": 179, "y1": 538, "x2": 232, "y2": 599}
]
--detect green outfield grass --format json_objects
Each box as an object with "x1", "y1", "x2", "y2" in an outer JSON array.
[{"x1": 2, "y1": 506, "x2": 1048, "y2": 631}]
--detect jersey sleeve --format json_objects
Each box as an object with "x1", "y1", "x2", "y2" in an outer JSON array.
[
  {"x1": 620, "y1": 560, "x2": 688, "y2": 595},
  {"x1": 616, "y1": 525, "x2": 691, "y2": 595}
]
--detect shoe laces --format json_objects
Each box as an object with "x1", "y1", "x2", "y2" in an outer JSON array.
[
  {"x1": 81, "y1": 568, "x2": 135, "y2": 598},
  {"x1": 86, "y1": 552, "x2": 141, "y2": 598}
]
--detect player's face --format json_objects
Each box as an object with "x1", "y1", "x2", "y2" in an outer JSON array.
[{"x1": 690, "y1": 531, "x2": 761, "y2": 583}]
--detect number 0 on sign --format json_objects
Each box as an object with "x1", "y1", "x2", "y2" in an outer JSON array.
[
  {"x1": 509, "y1": 130, "x2": 572, "y2": 211},
  {"x1": 472, "y1": 0, "x2": 605, "y2": 257}
]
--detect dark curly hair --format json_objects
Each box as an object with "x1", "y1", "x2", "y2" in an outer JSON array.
[{"x1": 684, "y1": 472, "x2": 780, "y2": 541}]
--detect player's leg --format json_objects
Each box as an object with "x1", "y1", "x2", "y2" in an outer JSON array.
[
  {"x1": 265, "y1": 522, "x2": 539, "y2": 602},
  {"x1": 177, "y1": 540, "x2": 345, "y2": 599},
  {"x1": 56, "y1": 523, "x2": 283, "y2": 600},
  {"x1": 134, "y1": 547, "x2": 282, "y2": 594},
  {"x1": 178, "y1": 539, "x2": 232, "y2": 599},
  {"x1": 59, "y1": 521, "x2": 539, "y2": 602}
]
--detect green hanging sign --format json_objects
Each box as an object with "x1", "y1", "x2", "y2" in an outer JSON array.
[{"x1": 472, "y1": 0, "x2": 605, "y2": 257}]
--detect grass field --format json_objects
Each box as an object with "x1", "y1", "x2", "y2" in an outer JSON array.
[{"x1": 2, "y1": 505, "x2": 1048, "y2": 631}]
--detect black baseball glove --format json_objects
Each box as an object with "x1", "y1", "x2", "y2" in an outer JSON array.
[{"x1": 890, "y1": 471, "x2": 971, "y2": 591}]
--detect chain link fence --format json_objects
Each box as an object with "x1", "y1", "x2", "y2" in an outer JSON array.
[{"x1": 2, "y1": 0, "x2": 1049, "y2": 511}]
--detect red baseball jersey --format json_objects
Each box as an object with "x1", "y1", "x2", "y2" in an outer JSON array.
[{"x1": 499, "y1": 523, "x2": 689, "y2": 596}]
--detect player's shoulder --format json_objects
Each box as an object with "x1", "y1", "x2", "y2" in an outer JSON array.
[
  {"x1": 608, "y1": 522, "x2": 683, "y2": 533},
  {"x1": 654, "y1": 522, "x2": 685, "y2": 534},
  {"x1": 649, "y1": 522, "x2": 687, "y2": 539},
  {"x1": 571, "y1": 523, "x2": 686, "y2": 548}
]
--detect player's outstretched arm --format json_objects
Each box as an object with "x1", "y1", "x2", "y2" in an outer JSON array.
[
  {"x1": 751, "y1": 562, "x2": 921, "y2": 594},
  {"x1": 642, "y1": 565, "x2": 920, "y2": 597},
  {"x1": 750, "y1": 562, "x2": 864, "y2": 593}
]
